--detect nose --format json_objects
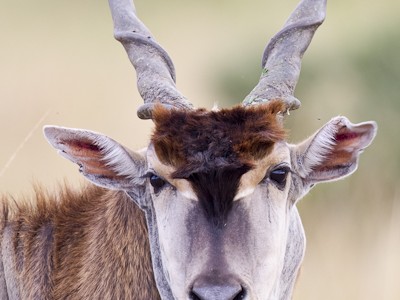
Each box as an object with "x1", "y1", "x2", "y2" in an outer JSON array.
[{"x1": 190, "y1": 276, "x2": 246, "y2": 300}]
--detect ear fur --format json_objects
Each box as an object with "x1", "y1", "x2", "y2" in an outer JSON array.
[
  {"x1": 43, "y1": 126, "x2": 146, "y2": 191},
  {"x1": 292, "y1": 117, "x2": 377, "y2": 184}
]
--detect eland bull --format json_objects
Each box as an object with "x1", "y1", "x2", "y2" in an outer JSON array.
[{"x1": 0, "y1": 0, "x2": 377, "y2": 299}]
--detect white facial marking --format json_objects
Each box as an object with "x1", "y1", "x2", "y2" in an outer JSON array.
[
  {"x1": 146, "y1": 146, "x2": 197, "y2": 200},
  {"x1": 235, "y1": 142, "x2": 291, "y2": 201}
]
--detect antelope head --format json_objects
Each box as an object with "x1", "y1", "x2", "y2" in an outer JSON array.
[{"x1": 44, "y1": 0, "x2": 377, "y2": 299}]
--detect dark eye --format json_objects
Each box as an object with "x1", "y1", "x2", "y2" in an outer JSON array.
[
  {"x1": 269, "y1": 167, "x2": 290, "y2": 188},
  {"x1": 149, "y1": 174, "x2": 166, "y2": 193}
]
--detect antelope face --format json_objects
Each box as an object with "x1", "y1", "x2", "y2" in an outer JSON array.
[
  {"x1": 143, "y1": 104, "x2": 376, "y2": 300},
  {"x1": 147, "y1": 142, "x2": 294, "y2": 299}
]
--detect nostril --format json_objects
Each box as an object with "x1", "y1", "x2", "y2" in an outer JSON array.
[{"x1": 190, "y1": 278, "x2": 245, "y2": 300}]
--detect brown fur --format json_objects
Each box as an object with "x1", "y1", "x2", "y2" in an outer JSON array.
[
  {"x1": 188, "y1": 165, "x2": 251, "y2": 224},
  {"x1": 152, "y1": 101, "x2": 287, "y2": 224},
  {"x1": 0, "y1": 184, "x2": 160, "y2": 299},
  {"x1": 152, "y1": 101, "x2": 287, "y2": 179}
]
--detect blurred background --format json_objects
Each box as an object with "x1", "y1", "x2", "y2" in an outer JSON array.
[{"x1": 0, "y1": 0, "x2": 399, "y2": 298}]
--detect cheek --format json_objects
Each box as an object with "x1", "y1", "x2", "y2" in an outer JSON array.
[
  {"x1": 245, "y1": 187, "x2": 290, "y2": 294},
  {"x1": 151, "y1": 190, "x2": 195, "y2": 296}
]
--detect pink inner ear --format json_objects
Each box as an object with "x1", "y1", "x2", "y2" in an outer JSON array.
[
  {"x1": 68, "y1": 140, "x2": 101, "y2": 152},
  {"x1": 61, "y1": 138, "x2": 119, "y2": 178},
  {"x1": 335, "y1": 132, "x2": 359, "y2": 141}
]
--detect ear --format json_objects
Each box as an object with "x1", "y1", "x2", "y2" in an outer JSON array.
[
  {"x1": 292, "y1": 117, "x2": 377, "y2": 184},
  {"x1": 43, "y1": 126, "x2": 147, "y2": 192}
]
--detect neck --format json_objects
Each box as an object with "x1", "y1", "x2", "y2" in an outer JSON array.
[
  {"x1": 128, "y1": 190, "x2": 175, "y2": 299},
  {"x1": 1, "y1": 185, "x2": 160, "y2": 299}
]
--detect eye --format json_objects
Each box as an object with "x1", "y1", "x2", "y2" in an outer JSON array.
[
  {"x1": 149, "y1": 173, "x2": 166, "y2": 193},
  {"x1": 269, "y1": 167, "x2": 290, "y2": 188}
]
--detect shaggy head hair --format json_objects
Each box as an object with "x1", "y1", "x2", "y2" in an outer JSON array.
[
  {"x1": 151, "y1": 101, "x2": 287, "y2": 223},
  {"x1": 152, "y1": 100, "x2": 287, "y2": 176}
]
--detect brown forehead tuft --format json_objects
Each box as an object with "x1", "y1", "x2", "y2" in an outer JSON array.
[{"x1": 151, "y1": 100, "x2": 287, "y2": 178}]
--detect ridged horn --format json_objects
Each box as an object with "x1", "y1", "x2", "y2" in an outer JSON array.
[
  {"x1": 242, "y1": 0, "x2": 327, "y2": 112},
  {"x1": 108, "y1": 0, "x2": 193, "y2": 119}
]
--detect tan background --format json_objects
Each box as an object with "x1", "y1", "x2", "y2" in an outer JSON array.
[{"x1": 1, "y1": 0, "x2": 399, "y2": 298}]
